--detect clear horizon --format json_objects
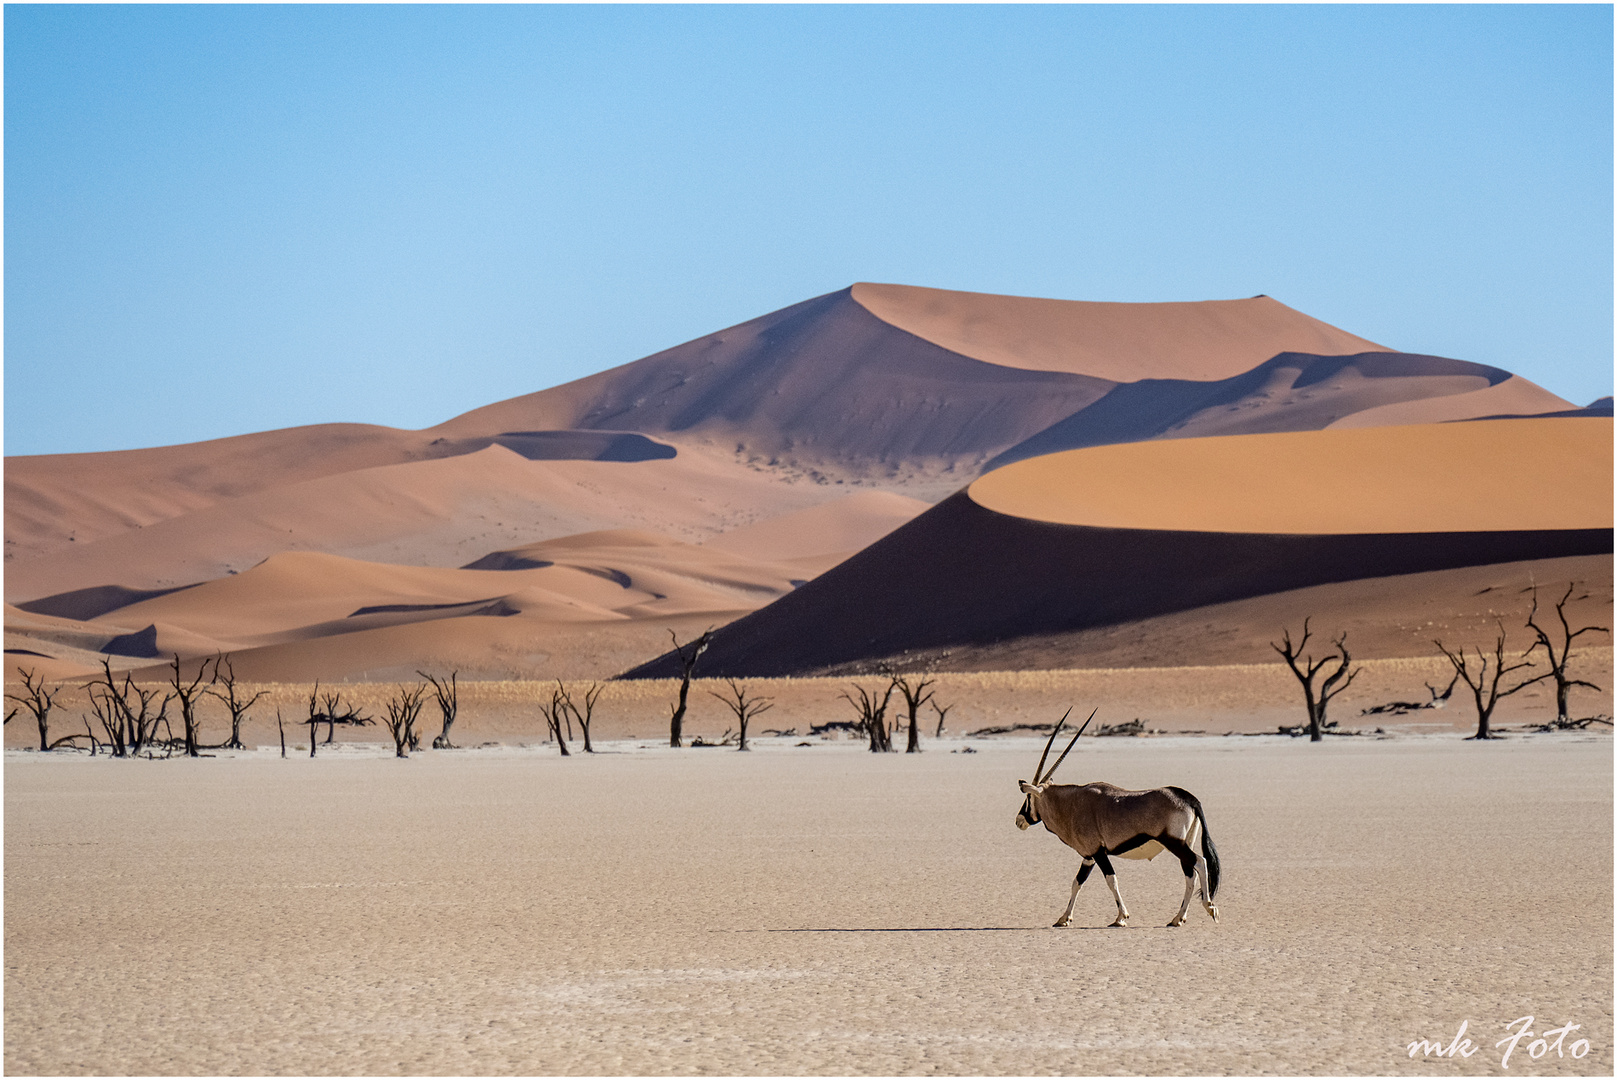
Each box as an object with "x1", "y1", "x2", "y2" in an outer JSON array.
[{"x1": 5, "y1": 4, "x2": 1612, "y2": 457}]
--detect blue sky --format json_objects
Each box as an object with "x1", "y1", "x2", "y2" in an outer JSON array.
[{"x1": 5, "y1": 4, "x2": 1611, "y2": 456}]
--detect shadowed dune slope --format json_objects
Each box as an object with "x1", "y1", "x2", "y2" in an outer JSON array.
[
  {"x1": 431, "y1": 287, "x2": 1116, "y2": 467},
  {"x1": 985, "y1": 352, "x2": 1573, "y2": 470},
  {"x1": 623, "y1": 420, "x2": 1612, "y2": 678},
  {"x1": 869, "y1": 553, "x2": 1612, "y2": 672}
]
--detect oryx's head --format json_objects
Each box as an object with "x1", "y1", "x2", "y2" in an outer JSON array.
[{"x1": 1014, "y1": 708, "x2": 1094, "y2": 831}]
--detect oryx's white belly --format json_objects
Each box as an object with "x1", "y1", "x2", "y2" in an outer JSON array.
[{"x1": 1117, "y1": 840, "x2": 1165, "y2": 861}]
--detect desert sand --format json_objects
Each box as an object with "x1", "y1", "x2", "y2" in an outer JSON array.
[
  {"x1": 631, "y1": 420, "x2": 1611, "y2": 678},
  {"x1": 969, "y1": 419, "x2": 1613, "y2": 534},
  {"x1": 6, "y1": 726, "x2": 1610, "y2": 1076},
  {"x1": 7, "y1": 284, "x2": 1592, "y2": 688},
  {"x1": 850, "y1": 283, "x2": 1391, "y2": 380}
]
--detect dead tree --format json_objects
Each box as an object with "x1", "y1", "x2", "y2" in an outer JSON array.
[
  {"x1": 166, "y1": 654, "x2": 217, "y2": 757},
  {"x1": 841, "y1": 681, "x2": 897, "y2": 752},
  {"x1": 707, "y1": 678, "x2": 773, "y2": 751},
  {"x1": 931, "y1": 699, "x2": 954, "y2": 738},
  {"x1": 1436, "y1": 625, "x2": 1547, "y2": 740},
  {"x1": 556, "y1": 680, "x2": 603, "y2": 753},
  {"x1": 1525, "y1": 583, "x2": 1610, "y2": 723},
  {"x1": 666, "y1": 629, "x2": 711, "y2": 748},
  {"x1": 1272, "y1": 620, "x2": 1360, "y2": 742},
  {"x1": 85, "y1": 660, "x2": 169, "y2": 758},
  {"x1": 207, "y1": 654, "x2": 265, "y2": 750},
  {"x1": 419, "y1": 670, "x2": 460, "y2": 749},
  {"x1": 538, "y1": 685, "x2": 572, "y2": 756},
  {"x1": 7, "y1": 667, "x2": 69, "y2": 751},
  {"x1": 277, "y1": 710, "x2": 287, "y2": 759},
  {"x1": 304, "y1": 683, "x2": 373, "y2": 750},
  {"x1": 891, "y1": 674, "x2": 936, "y2": 753},
  {"x1": 1361, "y1": 673, "x2": 1459, "y2": 717},
  {"x1": 380, "y1": 685, "x2": 427, "y2": 758}
]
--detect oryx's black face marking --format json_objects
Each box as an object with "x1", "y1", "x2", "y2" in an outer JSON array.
[{"x1": 1016, "y1": 791, "x2": 1040, "y2": 830}]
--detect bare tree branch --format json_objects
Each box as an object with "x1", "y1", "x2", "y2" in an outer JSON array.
[
  {"x1": 1525, "y1": 582, "x2": 1611, "y2": 722},
  {"x1": 1436, "y1": 621, "x2": 1547, "y2": 739},
  {"x1": 707, "y1": 678, "x2": 773, "y2": 751},
  {"x1": 665, "y1": 629, "x2": 712, "y2": 748},
  {"x1": 1272, "y1": 621, "x2": 1360, "y2": 741},
  {"x1": 419, "y1": 670, "x2": 460, "y2": 749}
]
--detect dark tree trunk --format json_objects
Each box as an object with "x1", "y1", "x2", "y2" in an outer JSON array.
[{"x1": 670, "y1": 677, "x2": 690, "y2": 749}]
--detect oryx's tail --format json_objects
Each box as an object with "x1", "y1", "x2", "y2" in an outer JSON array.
[{"x1": 1168, "y1": 786, "x2": 1220, "y2": 900}]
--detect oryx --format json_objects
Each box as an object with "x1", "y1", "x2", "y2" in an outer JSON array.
[{"x1": 1016, "y1": 710, "x2": 1221, "y2": 928}]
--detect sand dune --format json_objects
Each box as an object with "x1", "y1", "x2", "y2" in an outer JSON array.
[
  {"x1": 971, "y1": 418, "x2": 1612, "y2": 534},
  {"x1": 627, "y1": 420, "x2": 1613, "y2": 678},
  {"x1": 5, "y1": 488, "x2": 939, "y2": 683},
  {"x1": 6, "y1": 526, "x2": 832, "y2": 682},
  {"x1": 4, "y1": 441, "x2": 847, "y2": 604},
  {"x1": 7, "y1": 284, "x2": 1607, "y2": 687},
  {"x1": 851, "y1": 282, "x2": 1390, "y2": 380},
  {"x1": 1328, "y1": 374, "x2": 1580, "y2": 428},
  {"x1": 3, "y1": 423, "x2": 446, "y2": 565},
  {"x1": 866, "y1": 553, "x2": 1613, "y2": 673},
  {"x1": 431, "y1": 287, "x2": 1117, "y2": 471},
  {"x1": 985, "y1": 352, "x2": 1574, "y2": 470},
  {"x1": 700, "y1": 489, "x2": 930, "y2": 562}
]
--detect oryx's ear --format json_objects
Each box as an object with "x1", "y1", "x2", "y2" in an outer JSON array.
[{"x1": 1018, "y1": 779, "x2": 1039, "y2": 794}]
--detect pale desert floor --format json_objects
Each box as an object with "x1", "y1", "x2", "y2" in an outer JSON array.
[{"x1": 5, "y1": 725, "x2": 1611, "y2": 1076}]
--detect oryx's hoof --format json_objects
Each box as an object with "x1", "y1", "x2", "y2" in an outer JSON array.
[
  {"x1": 1052, "y1": 918, "x2": 1071, "y2": 928},
  {"x1": 1166, "y1": 916, "x2": 1186, "y2": 927},
  {"x1": 1108, "y1": 917, "x2": 1129, "y2": 928},
  {"x1": 1205, "y1": 903, "x2": 1220, "y2": 923}
]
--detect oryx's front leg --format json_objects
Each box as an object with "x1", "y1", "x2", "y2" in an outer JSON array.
[
  {"x1": 1053, "y1": 858, "x2": 1095, "y2": 927},
  {"x1": 1094, "y1": 851, "x2": 1129, "y2": 926}
]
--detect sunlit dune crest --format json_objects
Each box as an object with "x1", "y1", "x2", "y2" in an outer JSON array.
[
  {"x1": 968, "y1": 418, "x2": 1612, "y2": 535},
  {"x1": 852, "y1": 282, "x2": 1389, "y2": 381}
]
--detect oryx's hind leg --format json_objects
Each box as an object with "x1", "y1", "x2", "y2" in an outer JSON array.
[
  {"x1": 1161, "y1": 823, "x2": 1217, "y2": 926},
  {"x1": 1054, "y1": 858, "x2": 1095, "y2": 927},
  {"x1": 1093, "y1": 851, "x2": 1129, "y2": 926},
  {"x1": 1160, "y1": 834, "x2": 1201, "y2": 926}
]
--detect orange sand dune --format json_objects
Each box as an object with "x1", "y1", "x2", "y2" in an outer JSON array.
[
  {"x1": 971, "y1": 418, "x2": 1612, "y2": 535},
  {"x1": 5, "y1": 442, "x2": 843, "y2": 604},
  {"x1": 100, "y1": 534, "x2": 803, "y2": 644},
  {"x1": 627, "y1": 419, "x2": 1612, "y2": 678},
  {"x1": 5, "y1": 529, "x2": 811, "y2": 682},
  {"x1": 700, "y1": 490, "x2": 930, "y2": 563},
  {"x1": 1328, "y1": 374, "x2": 1577, "y2": 428},
  {"x1": 983, "y1": 353, "x2": 1575, "y2": 470},
  {"x1": 4, "y1": 424, "x2": 443, "y2": 565},
  {"x1": 8, "y1": 284, "x2": 1566, "y2": 605},
  {"x1": 118, "y1": 609, "x2": 724, "y2": 685},
  {"x1": 851, "y1": 282, "x2": 1389, "y2": 380}
]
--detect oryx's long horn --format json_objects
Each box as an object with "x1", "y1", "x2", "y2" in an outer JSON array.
[
  {"x1": 1032, "y1": 707, "x2": 1072, "y2": 781},
  {"x1": 1039, "y1": 708, "x2": 1096, "y2": 783}
]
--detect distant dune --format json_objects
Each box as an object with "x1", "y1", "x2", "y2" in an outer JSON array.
[
  {"x1": 850, "y1": 283, "x2": 1389, "y2": 380},
  {"x1": 5, "y1": 284, "x2": 1605, "y2": 683},
  {"x1": 985, "y1": 352, "x2": 1573, "y2": 470},
  {"x1": 625, "y1": 419, "x2": 1612, "y2": 678}
]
